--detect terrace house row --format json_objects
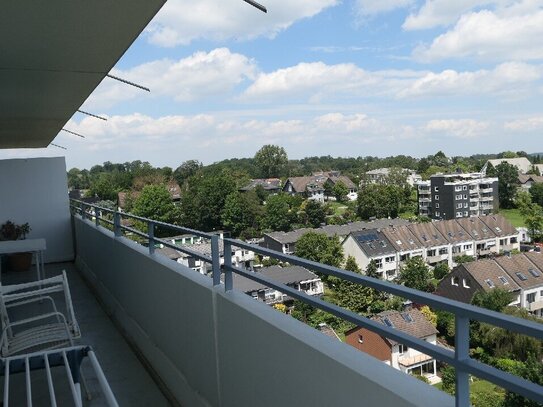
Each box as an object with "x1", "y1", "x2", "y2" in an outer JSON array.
[
  {"x1": 342, "y1": 215, "x2": 519, "y2": 278},
  {"x1": 436, "y1": 252, "x2": 543, "y2": 317},
  {"x1": 261, "y1": 218, "x2": 410, "y2": 255}
]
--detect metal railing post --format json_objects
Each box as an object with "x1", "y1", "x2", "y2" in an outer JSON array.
[
  {"x1": 81, "y1": 203, "x2": 87, "y2": 220},
  {"x1": 148, "y1": 221, "x2": 155, "y2": 255},
  {"x1": 224, "y1": 240, "x2": 233, "y2": 291},
  {"x1": 455, "y1": 315, "x2": 470, "y2": 407},
  {"x1": 113, "y1": 212, "x2": 122, "y2": 237},
  {"x1": 94, "y1": 207, "x2": 100, "y2": 227},
  {"x1": 211, "y1": 235, "x2": 221, "y2": 286}
]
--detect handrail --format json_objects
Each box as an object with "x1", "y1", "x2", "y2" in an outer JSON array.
[{"x1": 69, "y1": 198, "x2": 543, "y2": 407}]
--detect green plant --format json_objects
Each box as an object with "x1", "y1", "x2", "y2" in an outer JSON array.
[{"x1": 0, "y1": 221, "x2": 31, "y2": 241}]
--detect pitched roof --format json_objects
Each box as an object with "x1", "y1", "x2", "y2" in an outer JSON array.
[
  {"x1": 486, "y1": 157, "x2": 532, "y2": 173},
  {"x1": 462, "y1": 258, "x2": 521, "y2": 292},
  {"x1": 318, "y1": 323, "x2": 341, "y2": 341},
  {"x1": 382, "y1": 225, "x2": 423, "y2": 252},
  {"x1": 284, "y1": 176, "x2": 324, "y2": 193},
  {"x1": 240, "y1": 178, "x2": 282, "y2": 192},
  {"x1": 518, "y1": 174, "x2": 543, "y2": 184},
  {"x1": 494, "y1": 254, "x2": 543, "y2": 290},
  {"x1": 479, "y1": 214, "x2": 518, "y2": 238},
  {"x1": 230, "y1": 266, "x2": 320, "y2": 293},
  {"x1": 349, "y1": 229, "x2": 396, "y2": 257},
  {"x1": 156, "y1": 246, "x2": 182, "y2": 260},
  {"x1": 372, "y1": 309, "x2": 438, "y2": 345},
  {"x1": 433, "y1": 219, "x2": 472, "y2": 244},
  {"x1": 264, "y1": 218, "x2": 411, "y2": 245},
  {"x1": 454, "y1": 217, "x2": 497, "y2": 241},
  {"x1": 407, "y1": 223, "x2": 448, "y2": 248},
  {"x1": 327, "y1": 175, "x2": 357, "y2": 189}
]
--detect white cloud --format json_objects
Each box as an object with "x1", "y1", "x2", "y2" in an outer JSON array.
[
  {"x1": 504, "y1": 116, "x2": 543, "y2": 130},
  {"x1": 242, "y1": 62, "x2": 425, "y2": 102},
  {"x1": 354, "y1": 0, "x2": 414, "y2": 19},
  {"x1": 398, "y1": 62, "x2": 541, "y2": 97},
  {"x1": 83, "y1": 48, "x2": 256, "y2": 110},
  {"x1": 146, "y1": 0, "x2": 338, "y2": 47},
  {"x1": 424, "y1": 119, "x2": 490, "y2": 138},
  {"x1": 413, "y1": 8, "x2": 543, "y2": 62}
]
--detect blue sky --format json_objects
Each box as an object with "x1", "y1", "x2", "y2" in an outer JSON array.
[{"x1": 4, "y1": 0, "x2": 543, "y2": 169}]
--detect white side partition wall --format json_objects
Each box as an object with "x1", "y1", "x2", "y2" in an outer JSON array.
[
  {"x1": 74, "y1": 217, "x2": 453, "y2": 407},
  {"x1": 0, "y1": 157, "x2": 73, "y2": 262}
]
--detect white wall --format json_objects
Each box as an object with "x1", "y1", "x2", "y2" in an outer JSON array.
[{"x1": 0, "y1": 157, "x2": 73, "y2": 262}]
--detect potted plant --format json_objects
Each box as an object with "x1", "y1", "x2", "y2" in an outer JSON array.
[{"x1": 0, "y1": 221, "x2": 32, "y2": 271}]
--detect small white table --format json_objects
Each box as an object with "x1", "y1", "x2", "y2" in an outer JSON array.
[{"x1": 0, "y1": 239, "x2": 46, "y2": 280}]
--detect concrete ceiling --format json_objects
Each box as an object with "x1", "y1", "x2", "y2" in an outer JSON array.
[{"x1": 0, "y1": 0, "x2": 166, "y2": 149}]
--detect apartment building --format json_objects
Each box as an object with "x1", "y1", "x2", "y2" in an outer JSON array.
[{"x1": 417, "y1": 173, "x2": 498, "y2": 220}]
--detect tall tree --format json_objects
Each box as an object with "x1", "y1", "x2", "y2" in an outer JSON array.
[
  {"x1": 332, "y1": 181, "x2": 349, "y2": 202},
  {"x1": 294, "y1": 232, "x2": 343, "y2": 268},
  {"x1": 263, "y1": 193, "x2": 300, "y2": 232},
  {"x1": 494, "y1": 162, "x2": 520, "y2": 209},
  {"x1": 254, "y1": 145, "x2": 288, "y2": 178},
  {"x1": 132, "y1": 185, "x2": 179, "y2": 236},
  {"x1": 471, "y1": 288, "x2": 513, "y2": 312},
  {"x1": 301, "y1": 200, "x2": 326, "y2": 228},
  {"x1": 396, "y1": 257, "x2": 433, "y2": 292},
  {"x1": 173, "y1": 160, "x2": 203, "y2": 186},
  {"x1": 529, "y1": 182, "x2": 543, "y2": 207},
  {"x1": 221, "y1": 192, "x2": 262, "y2": 238}
]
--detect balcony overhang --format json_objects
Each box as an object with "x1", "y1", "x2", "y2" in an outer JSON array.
[{"x1": 0, "y1": 0, "x2": 166, "y2": 149}]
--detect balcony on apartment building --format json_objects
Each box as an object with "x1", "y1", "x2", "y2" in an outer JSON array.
[{"x1": 1, "y1": 158, "x2": 543, "y2": 407}]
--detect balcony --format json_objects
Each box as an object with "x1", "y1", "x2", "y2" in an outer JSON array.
[
  {"x1": 67, "y1": 200, "x2": 543, "y2": 407},
  {"x1": 528, "y1": 300, "x2": 543, "y2": 312}
]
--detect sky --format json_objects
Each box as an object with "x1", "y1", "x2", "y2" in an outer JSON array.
[{"x1": 3, "y1": 0, "x2": 543, "y2": 169}]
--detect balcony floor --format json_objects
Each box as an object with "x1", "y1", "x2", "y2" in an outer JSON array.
[{"x1": 1, "y1": 262, "x2": 170, "y2": 406}]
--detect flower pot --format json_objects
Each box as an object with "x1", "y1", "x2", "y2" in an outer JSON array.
[{"x1": 8, "y1": 252, "x2": 32, "y2": 272}]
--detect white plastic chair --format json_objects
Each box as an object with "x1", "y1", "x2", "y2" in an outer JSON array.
[{"x1": 0, "y1": 271, "x2": 81, "y2": 357}]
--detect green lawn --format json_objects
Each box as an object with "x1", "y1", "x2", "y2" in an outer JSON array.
[
  {"x1": 326, "y1": 201, "x2": 348, "y2": 216},
  {"x1": 433, "y1": 378, "x2": 505, "y2": 407},
  {"x1": 499, "y1": 209, "x2": 525, "y2": 228}
]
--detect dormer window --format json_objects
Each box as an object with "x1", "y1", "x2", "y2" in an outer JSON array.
[{"x1": 451, "y1": 276, "x2": 459, "y2": 286}]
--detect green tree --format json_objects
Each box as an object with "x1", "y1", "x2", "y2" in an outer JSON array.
[
  {"x1": 471, "y1": 288, "x2": 514, "y2": 312},
  {"x1": 294, "y1": 232, "x2": 343, "y2": 268},
  {"x1": 502, "y1": 355, "x2": 543, "y2": 407},
  {"x1": 254, "y1": 145, "x2": 288, "y2": 178},
  {"x1": 302, "y1": 200, "x2": 326, "y2": 228},
  {"x1": 396, "y1": 257, "x2": 433, "y2": 292},
  {"x1": 530, "y1": 182, "x2": 543, "y2": 207},
  {"x1": 221, "y1": 192, "x2": 262, "y2": 238},
  {"x1": 332, "y1": 181, "x2": 349, "y2": 202},
  {"x1": 132, "y1": 185, "x2": 179, "y2": 236},
  {"x1": 173, "y1": 160, "x2": 203, "y2": 186},
  {"x1": 87, "y1": 173, "x2": 118, "y2": 201},
  {"x1": 494, "y1": 162, "x2": 520, "y2": 209},
  {"x1": 357, "y1": 184, "x2": 405, "y2": 219},
  {"x1": 179, "y1": 170, "x2": 237, "y2": 231},
  {"x1": 441, "y1": 365, "x2": 456, "y2": 394},
  {"x1": 477, "y1": 307, "x2": 542, "y2": 361},
  {"x1": 264, "y1": 193, "x2": 300, "y2": 231},
  {"x1": 433, "y1": 262, "x2": 450, "y2": 280},
  {"x1": 454, "y1": 254, "x2": 475, "y2": 264}
]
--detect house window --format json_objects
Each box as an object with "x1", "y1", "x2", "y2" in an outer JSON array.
[
  {"x1": 527, "y1": 293, "x2": 536, "y2": 304},
  {"x1": 455, "y1": 186, "x2": 462, "y2": 192},
  {"x1": 464, "y1": 211, "x2": 469, "y2": 217},
  {"x1": 463, "y1": 185, "x2": 467, "y2": 190},
  {"x1": 463, "y1": 278, "x2": 471, "y2": 288},
  {"x1": 463, "y1": 194, "x2": 468, "y2": 199},
  {"x1": 463, "y1": 203, "x2": 468, "y2": 208},
  {"x1": 439, "y1": 248, "x2": 448, "y2": 255},
  {"x1": 456, "y1": 212, "x2": 462, "y2": 217},
  {"x1": 456, "y1": 194, "x2": 462, "y2": 200},
  {"x1": 435, "y1": 211, "x2": 440, "y2": 217},
  {"x1": 434, "y1": 187, "x2": 439, "y2": 192},
  {"x1": 451, "y1": 276, "x2": 459, "y2": 286},
  {"x1": 457, "y1": 203, "x2": 463, "y2": 209},
  {"x1": 435, "y1": 195, "x2": 439, "y2": 200},
  {"x1": 358, "y1": 335, "x2": 364, "y2": 344},
  {"x1": 398, "y1": 344, "x2": 408, "y2": 354},
  {"x1": 464, "y1": 244, "x2": 472, "y2": 250}
]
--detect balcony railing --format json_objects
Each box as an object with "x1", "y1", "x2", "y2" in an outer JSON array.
[{"x1": 69, "y1": 199, "x2": 543, "y2": 407}]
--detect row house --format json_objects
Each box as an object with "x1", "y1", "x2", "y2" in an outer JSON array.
[
  {"x1": 239, "y1": 178, "x2": 282, "y2": 194},
  {"x1": 436, "y1": 252, "x2": 543, "y2": 317},
  {"x1": 342, "y1": 215, "x2": 520, "y2": 276},
  {"x1": 229, "y1": 266, "x2": 324, "y2": 305},
  {"x1": 342, "y1": 230, "x2": 398, "y2": 280},
  {"x1": 261, "y1": 218, "x2": 410, "y2": 256},
  {"x1": 346, "y1": 309, "x2": 440, "y2": 383}
]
